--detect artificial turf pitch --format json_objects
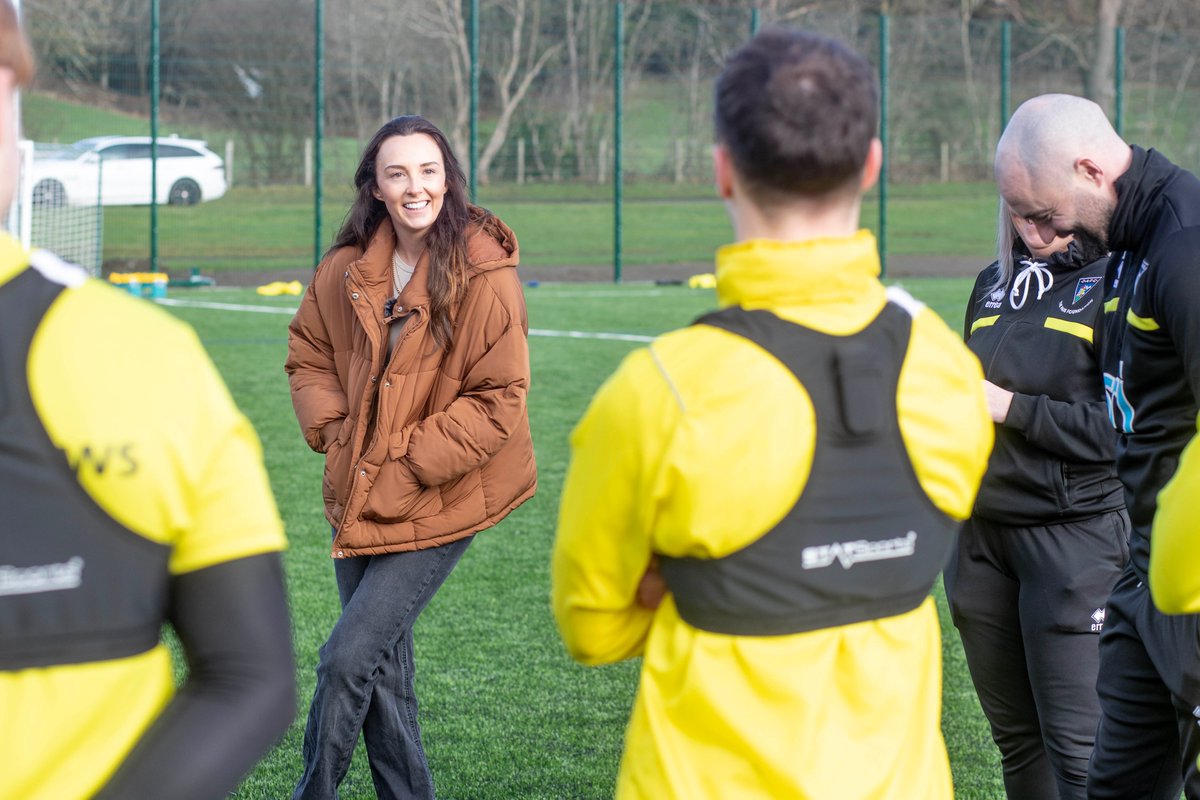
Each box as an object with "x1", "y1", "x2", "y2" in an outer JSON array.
[{"x1": 159, "y1": 277, "x2": 1004, "y2": 799}]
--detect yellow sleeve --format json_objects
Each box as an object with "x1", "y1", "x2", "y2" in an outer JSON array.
[
  {"x1": 897, "y1": 307, "x2": 993, "y2": 520},
  {"x1": 167, "y1": 353, "x2": 286, "y2": 574},
  {"x1": 1150, "y1": 418, "x2": 1200, "y2": 613},
  {"x1": 551, "y1": 347, "x2": 671, "y2": 666},
  {"x1": 29, "y1": 280, "x2": 285, "y2": 574}
]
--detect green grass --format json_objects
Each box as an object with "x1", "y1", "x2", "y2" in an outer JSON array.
[
  {"x1": 22, "y1": 94, "x2": 151, "y2": 142},
  {"x1": 96, "y1": 184, "x2": 998, "y2": 274},
  {"x1": 153, "y1": 277, "x2": 1003, "y2": 799}
]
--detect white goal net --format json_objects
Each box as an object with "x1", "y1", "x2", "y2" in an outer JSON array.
[{"x1": 11, "y1": 139, "x2": 104, "y2": 277}]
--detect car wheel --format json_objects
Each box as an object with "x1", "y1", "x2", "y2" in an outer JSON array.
[
  {"x1": 168, "y1": 178, "x2": 201, "y2": 206},
  {"x1": 32, "y1": 179, "x2": 66, "y2": 208}
]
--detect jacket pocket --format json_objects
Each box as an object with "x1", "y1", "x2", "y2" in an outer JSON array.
[
  {"x1": 1053, "y1": 460, "x2": 1070, "y2": 511},
  {"x1": 322, "y1": 418, "x2": 354, "y2": 510},
  {"x1": 361, "y1": 456, "x2": 443, "y2": 524}
]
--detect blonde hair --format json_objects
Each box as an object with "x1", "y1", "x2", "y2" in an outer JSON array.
[
  {"x1": 0, "y1": 0, "x2": 32, "y2": 87},
  {"x1": 987, "y1": 200, "x2": 1018, "y2": 297}
]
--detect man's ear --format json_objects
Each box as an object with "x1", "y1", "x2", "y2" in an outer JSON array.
[
  {"x1": 1075, "y1": 157, "x2": 1105, "y2": 187},
  {"x1": 712, "y1": 144, "x2": 734, "y2": 200},
  {"x1": 859, "y1": 138, "x2": 882, "y2": 192}
]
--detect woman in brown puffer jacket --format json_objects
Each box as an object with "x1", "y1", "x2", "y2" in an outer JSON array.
[{"x1": 285, "y1": 115, "x2": 536, "y2": 800}]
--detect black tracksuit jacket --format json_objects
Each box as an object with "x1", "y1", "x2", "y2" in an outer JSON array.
[
  {"x1": 964, "y1": 241, "x2": 1123, "y2": 526},
  {"x1": 1102, "y1": 146, "x2": 1200, "y2": 580}
]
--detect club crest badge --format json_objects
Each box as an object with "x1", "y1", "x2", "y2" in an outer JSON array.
[{"x1": 1074, "y1": 276, "x2": 1101, "y2": 305}]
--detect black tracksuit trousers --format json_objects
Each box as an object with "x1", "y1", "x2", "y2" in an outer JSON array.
[
  {"x1": 1086, "y1": 562, "x2": 1200, "y2": 800},
  {"x1": 945, "y1": 510, "x2": 1129, "y2": 800}
]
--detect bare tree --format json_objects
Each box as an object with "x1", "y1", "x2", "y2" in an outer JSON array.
[
  {"x1": 25, "y1": 0, "x2": 141, "y2": 95},
  {"x1": 549, "y1": 0, "x2": 652, "y2": 181},
  {"x1": 407, "y1": 0, "x2": 472, "y2": 160},
  {"x1": 1000, "y1": 0, "x2": 1126, "y2": 109},
  {"x1": 552, "y1": 0, "x2": 621, "y2": 181},
  {"x1": 1086, "y1": 0, "x2": 1123, "y2": 113},
  {"x1": 326, "y1": 0, "x2": 415, "y2": 142},
  {"x1": 168, "y1": 0, "x2": 315, "y2": 184},
  {"x1": 476, "y1": 0, "x2": 562, "y2": 184}
]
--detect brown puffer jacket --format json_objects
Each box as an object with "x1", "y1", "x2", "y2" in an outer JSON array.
[{"x1": 285, "y1": 211, "x2": 536, "y2": 558}]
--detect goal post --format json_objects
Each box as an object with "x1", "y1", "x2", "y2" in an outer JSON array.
[{"x1": 15, "y1": 138, "x2": 32, "y2": 249}]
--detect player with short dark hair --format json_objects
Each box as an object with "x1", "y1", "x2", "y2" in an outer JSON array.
[
  {"x1": 552, "y1": 27, "x2": 992, "y2": 799},
  {"x1": 714, "y1": 26, "x2": 878, "y2": 200}
]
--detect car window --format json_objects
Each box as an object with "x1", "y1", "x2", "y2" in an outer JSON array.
[
  {"x1": 98, "y1": 144, "x2": 152, "y2": 160},
  {"x1": 158, "y1": 145, "x2": 203, "y2": 158}
]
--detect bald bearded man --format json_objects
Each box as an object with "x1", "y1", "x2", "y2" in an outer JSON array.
[{"x1": 996, "y1": 94, "x2": 1200, "y2": 800}]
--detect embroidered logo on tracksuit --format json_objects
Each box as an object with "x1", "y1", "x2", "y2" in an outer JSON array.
[{"x1": 1074, "y1": 276, "x2": 1102, "y2": 304}]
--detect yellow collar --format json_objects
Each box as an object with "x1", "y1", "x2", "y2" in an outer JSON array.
[
  {"x1": 716, "y1": 231, "x2": 882, "y2": 309},
  {"x1": 0, "y1": 231, "x2": 31, "y2": 289}
]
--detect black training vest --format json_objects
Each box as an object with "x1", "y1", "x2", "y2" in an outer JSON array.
[
  {"x1": 658, "y1": 302, "x2": 959, "y2": 636},
  {"x1": 0, "y1": 262, "x2": 170, "y2": 670}
]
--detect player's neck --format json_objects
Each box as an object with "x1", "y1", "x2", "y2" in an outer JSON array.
[{"x1": 727, "y1": 195, "x2": 863, "y2": 245}]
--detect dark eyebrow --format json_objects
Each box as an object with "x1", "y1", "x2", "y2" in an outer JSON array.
[{"x1": 381, "y1": 161, "x2": 441, "y2": 171}]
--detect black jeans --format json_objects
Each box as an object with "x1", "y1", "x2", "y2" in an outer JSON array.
[
  {"x1": 293, "y1": 535, "x2": 473, "y2": 800},
  {"x1": 945, "y1": 510, "x2": 1128, "y2": 800}
]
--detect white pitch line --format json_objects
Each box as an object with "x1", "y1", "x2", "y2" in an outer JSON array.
[
  {"x1": 156, "y1": 297, "x2": 297, "y2": 315},
  {"x1": 155, "y1": 297, "x2": 656, "y2": 343},
  {"x1": 527, "y1": 289, "x2": 668, "y2": 299},
  {"x1": 529, "y1": 328, "x2": 654, "y2": 343}
]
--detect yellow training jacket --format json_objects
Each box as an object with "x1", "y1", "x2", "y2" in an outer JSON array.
[
  {"x1": 1150, "y1": 414, "x2": 1200, "y2": 614},
  {"x1": 0, "y1": 233, "x2": 285, "y2": 800},
  {"x1": 552, "y1": 231, "x2": 993, "y2": 800}
]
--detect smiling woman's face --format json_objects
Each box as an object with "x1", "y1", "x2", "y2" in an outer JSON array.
[{"x1": 372, "y1": 133, "x2": 447, "y2": 246}]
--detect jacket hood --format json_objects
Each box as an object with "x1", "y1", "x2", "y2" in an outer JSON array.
[{"x1": 466, "y1": 206, "x2": 520, "y2": 276}]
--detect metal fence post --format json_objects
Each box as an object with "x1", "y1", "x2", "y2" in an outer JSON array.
[
  {"x1": 1000, "y1": 19, "x2": 1011, "y2": 131},
  {"x1": 470, "y1": 0, "x2": 480, "y2": 203},
  {"x1": 878, "y1": 11, "x2": 889, "y2": 278},
  {"x1": 314, "y1": 0, "x2": 324, "y2": 267},
  {"x1": 150, "y1": 0, "x2": 159, "y2": 273},
  {"x1": 613, "y1": 2, "x2": 624, "y2": 284},
  {"x1": 1115, "y1": 26, "x2": 1125, "y2": 137},
  {"x1": 750, "y1": 8, "x2": 760, "y2": 37}
]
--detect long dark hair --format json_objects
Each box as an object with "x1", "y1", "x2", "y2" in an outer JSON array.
[{"x1": 330, "y1": 115, "x2": 482, "y2": 349}]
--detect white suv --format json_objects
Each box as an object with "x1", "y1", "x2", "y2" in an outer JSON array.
[{"x1": 29, "y1": 135, "x2": 228, "y2": 207}]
